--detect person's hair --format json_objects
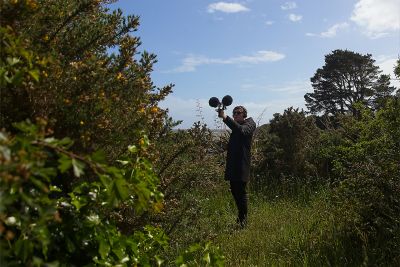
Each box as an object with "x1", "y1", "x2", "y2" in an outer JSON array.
[{"x1": 233, "y1": 106, "x2": 247, "y2": 118}]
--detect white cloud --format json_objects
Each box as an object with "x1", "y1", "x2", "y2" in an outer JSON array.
[
  {"x1": 265, "y1": 20, "x2": 275, "y2": 26},
  {"x1": 350, "y1": 0, "x2": 400, "y2": 38},
  {"x1": 288, "y1": 13, "x2": 302, "y2": 22},
  {"x1": 170, "y1": 51, "x2": 286, "y2": 73},
  {"x1": 240, "y1": 80, "x2": 309, "y2": 95},
  {"x1": 306, "y1": 22, "x2": 349, "y2": 38},
  {"x1": 375, "y1": 55, "x2": 400, "y2": 87},
  {"x1": 207, "y1": 2, "x2": 250, "y2": 13},
  {"x1": 281, "y1": 2, "x2": 297, "y2": 10}
]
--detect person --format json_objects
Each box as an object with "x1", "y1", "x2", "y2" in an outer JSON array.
[{"x1": 218, "y1": 105, "x2": 256, "y2": 228}]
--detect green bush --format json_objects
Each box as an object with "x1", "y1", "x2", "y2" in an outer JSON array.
[
  {"x1": 305, "y1": 99, "x2": 400, "y2": 265},
  {"x1": 0, "y1": 121, "x2": 166, "y2": 266},
  {"x1": 252, "y1": 107, "x2": 321, "y2": 197}
]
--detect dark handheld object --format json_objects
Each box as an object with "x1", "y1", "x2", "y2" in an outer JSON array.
[{"x1": 208, "y1": 95, "x2": 233, "y2": 111}]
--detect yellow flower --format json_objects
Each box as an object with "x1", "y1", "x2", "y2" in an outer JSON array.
[
  {"x1": 80, "y1": 121, "x2": 84, "y2": 125},
  {"x1": 151, "y1": 107, "x2": 158, "y2": 113},
  {"x1": 139, "y1": 107, "x2": 145, "y2": 113},
  {"x1": 43, "y1": 35, "x2": 49, "y2": 41},
  {"x1": 153, "y1": 202, "x2": 164, "y2": 213},
  {"x1": 139, "y1": 138, "x2": 145, "y2": 146},
  {"x1": 64, "y1": 99, "x2": 71, "y2": 104},
  {"x1": 26, "y1": 0, "x2": 38, "y2": 9},
  {"x1": 116, "y1": 72, "x2": 123, "y2": 80}
]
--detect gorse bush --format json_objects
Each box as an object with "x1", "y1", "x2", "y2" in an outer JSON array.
[
  {"x1": 0, "y1": 1, "x2": 225, "y2": 266},
  {"x1": 1, "y1": 0, "x2": 171, "y2": 160},
  {"x1": 252, "y1": 107, "x2": 321, "y2": 197}
]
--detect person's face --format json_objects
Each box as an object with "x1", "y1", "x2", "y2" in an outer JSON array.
[{"x1": 232, "y1": 109, "x2": 245, "y2": 123}]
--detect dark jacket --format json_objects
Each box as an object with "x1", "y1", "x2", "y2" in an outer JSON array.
[{"x1": 223, "y1": 116, "x2": 256, "y2": 182}]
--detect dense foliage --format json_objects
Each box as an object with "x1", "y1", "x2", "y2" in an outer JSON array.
[
  {"x1": 1, "y1": 0, "x2": 171, "y2": 159},
  {"x1": 252, "y1": 107, "x2": 320, "y2": 197},
  {"x1": 0, "y1": 1, "x2": 224, "y2": 266},
  {"x1": 0, "y1": 121, "x2": 167, "y2": 266},
  {"x1": 252, "y1": 54, "x2": 400, "y2": 265}
]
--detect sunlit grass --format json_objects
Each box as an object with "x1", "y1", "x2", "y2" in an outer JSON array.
[
  {"x1": 170, "y1": 184, "x2": 340, "y2": 266},
  {"x1": 215, "y1": 195, "x2": 322, "y2": 266}
]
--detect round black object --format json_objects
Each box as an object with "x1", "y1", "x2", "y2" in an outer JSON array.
[
  {"x1": 209, "y1": 97, "x2": 220, "y2": 108},
  {"x1": 222, "y1": 95, "x2": 233, "y2": 107}
]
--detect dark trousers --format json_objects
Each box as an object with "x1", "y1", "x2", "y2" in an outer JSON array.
[{"x1": 229, "y1": 181, "x2": 248, "y2": 225}]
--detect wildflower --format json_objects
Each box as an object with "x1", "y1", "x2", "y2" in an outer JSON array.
[
  {"x1": 139, "y1": 138, "x2": 145, "y2": 146},
  {"x1": 116, "y1": 72, "x2": 124, "y2": 80},
  {"x1": 26, "y1": 0, "x2": 38, "y2": 9}
]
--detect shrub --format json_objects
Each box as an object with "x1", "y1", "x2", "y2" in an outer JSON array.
[{"x1": 252, "y1": 107, "x2": 320, "y2": 197}]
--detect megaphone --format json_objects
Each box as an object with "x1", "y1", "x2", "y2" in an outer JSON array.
[{"x1": 208, "y1": 95, "x2": 233, "y2": 110}]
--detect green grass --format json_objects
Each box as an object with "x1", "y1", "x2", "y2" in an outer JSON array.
[
  {"x1": 168, "y1": 183, "x2": 342, "y2": 266},
  {"x1": 167, "y1": 180, "x2": 398, "y2": 266},
  {"x1": 215, "y1": 195, "x2": 325, "y2": 266}
]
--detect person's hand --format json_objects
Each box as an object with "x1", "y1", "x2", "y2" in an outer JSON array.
[{"x1": 218, "y1": 109, "x2": 226, "y2": 119}]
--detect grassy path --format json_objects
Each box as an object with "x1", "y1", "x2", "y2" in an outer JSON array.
[{"x1": 189, "y1": 187, "x2": 335, "y2": 266}]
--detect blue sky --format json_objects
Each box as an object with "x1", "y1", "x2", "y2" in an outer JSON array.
[{"x1": 110, "y1": 0, "x2": 400, "y2": 128}]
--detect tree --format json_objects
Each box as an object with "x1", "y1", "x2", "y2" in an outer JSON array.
[
  {"x1": 395, "y1": 58, "x2": 400, "y2": 97},
  {"x1": 304, "y1": 49, "x2": 395, "y2": 116}
]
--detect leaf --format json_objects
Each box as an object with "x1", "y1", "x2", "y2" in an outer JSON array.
[
  {"x1": 128, "y1": 145, "x2": 137, "y2": 153},
  {"x1": 49, "y1": 185, "x2": 62, "y2": 192},
  {"x1": 6, "y1": 57, "x2": 20, "y2": 66},
  {"x1": 203, "y1": 252, "x2": 210, "y2": 264},
  {"x1": 111, "y1": 246, "x2": 125, "y2": 260},
  {"x1": 115, "y1": 177, "x2": 129, "y2": 200},
  {"x1": 116, "y1": 160, "x2": 129, "y2": 165},
  {"x1": 15, "y1": 238, "x2": 33, "y2": 263},
  {"x1": 99, "y1": 239, "x2": 110, "y2": 259},
  {"x1": 58, "y1": 154, "x2": 72, "y2": 173},
  {"x1": 11, "y1": 70, "x2": 24, "y2": 85},
  {"x1": 58, "y1": 137, "x2": 73, "y2": 146},
  {"x1": 90, "y1": 150, "x2": 106, "y2": 163},
  {"x1": 66, "y1": 238, "x2": 76, "y2": 253},
  {"x1": 28, "y1": 69, "x2": 40, "y2": 82},
  {"x1": 34, "y1": 167, "x2": 57, "y2": 181},
  {"x1": 72, "y1": 158, "x2": 85, "y2": 177},
  {"x1": 151, "y1": 255, "x2": 163, "y2": 266},
  {"x1": 99, "y1": 174, "x2": 111, "y2": 188},
  {"x1": 69, "y1": 192, "x2": 87, "y2": 211}
]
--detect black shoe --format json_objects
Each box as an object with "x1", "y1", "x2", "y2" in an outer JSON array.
[{"x1": 236, "y1": 217, "x2": 247, "y2": 229}]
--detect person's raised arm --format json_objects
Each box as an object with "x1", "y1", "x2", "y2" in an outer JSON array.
[{"x1": 223, "y1": 116, "x2": 256, "y2": 136}]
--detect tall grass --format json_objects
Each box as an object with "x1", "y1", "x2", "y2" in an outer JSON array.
[{"x1": 167, "y1": 181, "x2": 356, "y2": 266}]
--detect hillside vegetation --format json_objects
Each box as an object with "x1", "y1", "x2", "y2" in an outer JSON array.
[{"x1": 1, "y1": 1, "x2": 399, "y2": 266}]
